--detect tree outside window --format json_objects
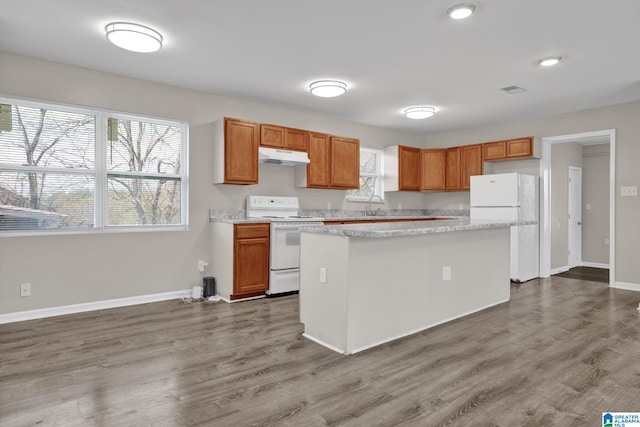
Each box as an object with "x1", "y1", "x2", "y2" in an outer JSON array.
[{"x1": 346, "y1": 147, "x2": 384, "y2": 201}]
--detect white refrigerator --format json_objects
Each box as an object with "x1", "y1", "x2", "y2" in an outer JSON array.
[{"x1": 470, "y1": 173, "x2": 539, "y2": 282}]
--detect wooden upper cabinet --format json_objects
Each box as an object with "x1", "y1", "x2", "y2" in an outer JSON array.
[
  {"x1": 398, "y1": 145, "x2": 421, "y2": 191},
  {"x1": 260, "y1": 124, "x2": 308, "y2": 152},
  {"x1": 483, "y1": 141, "x2": 506, "y2": 161},
  {"x1": 285, "y1": 127, "x2": 307, "y2": 152},
  {"x1": 483, "y1": 137, "x2": 535, "y2": 161},
  {"x1": 224, "y1": 118, "x2": 259, "y2": 184},
  {"x1": 461, "y1": 144, "x2": 483, "y2": 191},
  {"x1": 260, "y1": 124, "x2": 285, "y2": 149},
  {"x1": 420, "y1": 149, "x2": 446, "y2": 191},
  {"x1": 233, "y1": 223, "x2": 269, "y2": 298},
  {"x1": 306, "y1": 132, "x2": 331, "y2": 188},
  {"x1": 330, "y1": 136, "x2": 360, "y2": 189},
  {"x1": 445, "y1": 147, "x2": 461, "y2": 191},
  {"x1": 506, "y1": 137, "x2": 533, "y2": 158}
]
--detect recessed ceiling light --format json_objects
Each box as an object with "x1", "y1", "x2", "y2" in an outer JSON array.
[
  {"x1": 105, "y1": 22, "x2": 163, "y2": 53},
  {"x1": 447, "y1": 3, "x2": 476, "y2": 19},
  {"x1": 404, "y1": 106, "x2": 436, "y2": 120},
  {"x1": 538, "y1": 56, "x2": 562, "y2": 67},
  {"x1": 309, "y1": 80, "x2": 348, "y2": 97}
]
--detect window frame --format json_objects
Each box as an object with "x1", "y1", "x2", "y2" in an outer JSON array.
[
  {"x1": 346, "y1": 146, "x2": 385, "y2": 202},
  {"x1": 0, "y1": 95, "x2": 189, "y2": 237}
]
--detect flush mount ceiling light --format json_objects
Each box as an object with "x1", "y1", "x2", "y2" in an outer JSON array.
[
  {"x1": 538, "y1": 56, "x2": 562, "y2": 67},
  {"x1": 105, "y1": 22, "x2": 163, "y2": 53},
  {"x1": 447, "y1": 3, "x2": 476, "y2": 19},
  {"x1": 309, "y1": 80, "x2": 347, "y2": 97},
  {"x1": 404, "y1": 106, "x2": 436, "y2": 119}
]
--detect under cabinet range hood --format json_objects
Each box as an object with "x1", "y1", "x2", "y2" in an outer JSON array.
[{"x1": 258, "y1": 147, "x2": 310, "y2": 166}]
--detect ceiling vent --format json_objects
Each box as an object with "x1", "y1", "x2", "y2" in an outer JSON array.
[{"x1": 500, "y1": 86, "x2": 528, "y2": 95}]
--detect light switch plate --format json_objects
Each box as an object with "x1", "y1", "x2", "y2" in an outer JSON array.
[{"x1": 621, "y1": 186, "x2": 638, "y2": 197}]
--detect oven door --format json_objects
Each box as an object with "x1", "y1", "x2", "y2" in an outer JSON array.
[{"x1": 270, "y1": 224, "x2": 301, "y2": 270}]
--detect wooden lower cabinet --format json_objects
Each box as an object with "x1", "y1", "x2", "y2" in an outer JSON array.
[
  {"x1": 421, "y1": 148, "x2": 446, "y2": 191},
  {"x1": 233, "y1": 223, "x2": 270, "y2": 299}
]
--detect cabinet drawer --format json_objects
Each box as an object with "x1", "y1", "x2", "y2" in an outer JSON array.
[{"x1": 235, "y1": 223, "x2": 270, "y2": 239}]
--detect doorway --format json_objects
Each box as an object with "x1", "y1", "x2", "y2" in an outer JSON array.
[
  {"x1": 567, "y1": 166, "x2": 582, "y2": 269},
  {"x1": 539, "y1": 129, "x2": 616, "y2": 287}
]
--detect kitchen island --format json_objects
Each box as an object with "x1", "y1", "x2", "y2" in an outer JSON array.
[{"x1": 299, "y1": 218, "x2": 527, "y2": 355}]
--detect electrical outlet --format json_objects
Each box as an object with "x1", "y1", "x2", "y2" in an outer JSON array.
[
  {"x1": 197, "y1": 260, "x2": 209, "y2": 272},
  {"x1": 327, "y1": 202, "x2": 332, "y2": 210},
  {"x1": 586, "y1": 203, "x2": 592, "y2": 211},
  {"x1": 398, "y1": 203, "x2": 403, "y2": 210},
  {"x1": 620, "y1": 186, "x2": 638, "y2": 197},
  {"x1": 20, "y1": 283, "x2": 31, "y2": 297},
  {"x1": 442, "y1": 266, "x2": 452, "y2": 281},
  {"x1": 319, "y1": 267, "x2": 327, "y2": 284}
]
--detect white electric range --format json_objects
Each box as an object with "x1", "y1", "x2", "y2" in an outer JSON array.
[{"x1": 246, "y1": 196, "x2": 323, "y2": 295}]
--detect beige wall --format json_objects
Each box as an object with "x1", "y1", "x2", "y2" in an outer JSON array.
[
  {"x1": 0, "y1": 52, "x2": 425, "y2": 315},
  {"x1": 550, "y1": 143, "x2": 583, "y2": 270},
  {"x1": 423, "y1": 101, "x2": 640, "y2": 285},
  {"x1": 582, "y1": 144, "x2": 610, "y2": 265}
]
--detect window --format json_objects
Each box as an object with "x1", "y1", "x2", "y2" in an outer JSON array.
[
  {"x1": 346, "y1": 147, "x2": 384, "y2": 201},
  {"x1": 0, "y1": 97, "x2": 188, "y2": 234}
]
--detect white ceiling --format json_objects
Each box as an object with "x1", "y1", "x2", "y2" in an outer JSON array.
[{"x1": 1, "y1": 0, "x2": 640, "y2": 134}]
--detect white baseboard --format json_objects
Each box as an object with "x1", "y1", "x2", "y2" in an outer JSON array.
[
  {"x1": 551, "y1": 266, "x2": 570, "y2": 275},
  {"x1": 581, "y1": 262, "x2": 610, "y2": 269},
  {"x1": 613, "y1": 281, "x2": 640, "y2": 293},
  {"x1": 0, "y1": 289, "x2": 191, "y2": 325}
]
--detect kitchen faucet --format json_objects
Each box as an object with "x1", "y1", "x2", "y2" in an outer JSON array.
[{"x1": 366, "y1": 194, "x2": 384, "y2": 216}]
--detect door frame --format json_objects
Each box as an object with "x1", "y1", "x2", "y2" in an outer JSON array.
[
  {"x1": 539, "y1": 129, "x2": 616, "y2": 287},
  {"x1": 567, "y1": 166, "x2": 582, "y2": 269}
]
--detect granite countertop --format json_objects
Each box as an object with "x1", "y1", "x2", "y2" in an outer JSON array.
[
  {"x1": 209, "y1": 208, "x2": 468, "y2": 224},
  {"x1": 300, "y1": 218, "x2": 535, "y2": 238}
]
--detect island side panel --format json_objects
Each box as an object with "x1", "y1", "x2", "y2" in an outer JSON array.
[
  {"x1": 299, "y1": 232, "x2": 351, "y2": 353},
  {"x1": 210, "y1": 222, "x2": 234, "y2": 301},
  {"x1": 346, "y1": 227, "x2": 510, "y2": 354}
]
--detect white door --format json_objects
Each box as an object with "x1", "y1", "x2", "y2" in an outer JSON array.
[
  {"x1": 568, "y1": 167, "x2": 582, "y2": 268},
  {"x1": 470, "y1": 173, "x2": 520, "y2": 207}
]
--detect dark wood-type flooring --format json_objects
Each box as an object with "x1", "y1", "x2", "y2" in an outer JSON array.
[
  {"x1": 555, "y1": 266, "x2": 610, "y2": 283},
  {"x1": 1, "y1": 276, "x2": 639, "y2": 426}
]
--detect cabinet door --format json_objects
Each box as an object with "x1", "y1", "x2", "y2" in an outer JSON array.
[
  {"x1": 461, "y1": 144, "x2": 483, "y2": 190},
  {"x1": 330, "y1": 136, "x2": 360, "y2": 189},
  {"x1": 234, "y1": 224, "x2": 270, "y2": 297},
  {"x1": 398, "y1": 145, "x2": 421, "y2": 191},
  {"x1": 483, "y1": 141, "x2": 506, "y2": 161},
  {"x1": 421, "y1": 149, "x2": 446, "y2": 191},
  {"x1": 445, "y1": 147, "x2": 461, "y2": 191},
  {"x1": 260, "y1": 124, "x2": 285, "y2": 149},
  {"x1": 224, "y1": 118, "x2": 259, "y2": 184},
  {"x1": 285, "y1": 127, "x2": 307, "y2": 152},
  {"x1": 306, "y1": 132, "x2": 331, "y2": 188},
  {"x1": 506, "y1": 137, "x2": 533, "y2": 158}
]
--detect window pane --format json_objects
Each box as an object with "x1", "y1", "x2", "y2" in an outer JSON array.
[
  {"x1": 0, "y1": 171, "x2": 94, "y2": 230},
  {"x1": 347, "y1": 176, "x2": 376, "y2": 198},
  {"x1": 108, "y1": 176, "x2": 181, "y2": 225},
  {"x1": 0, "y1": 105, "x2": 95, "y2": 169},
  {"x1": 360, "y1": 150, "x2": 377, "y2": 174},
  {"x1": 107, "y1": 118, "x2": 182, "y2": 174}
]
